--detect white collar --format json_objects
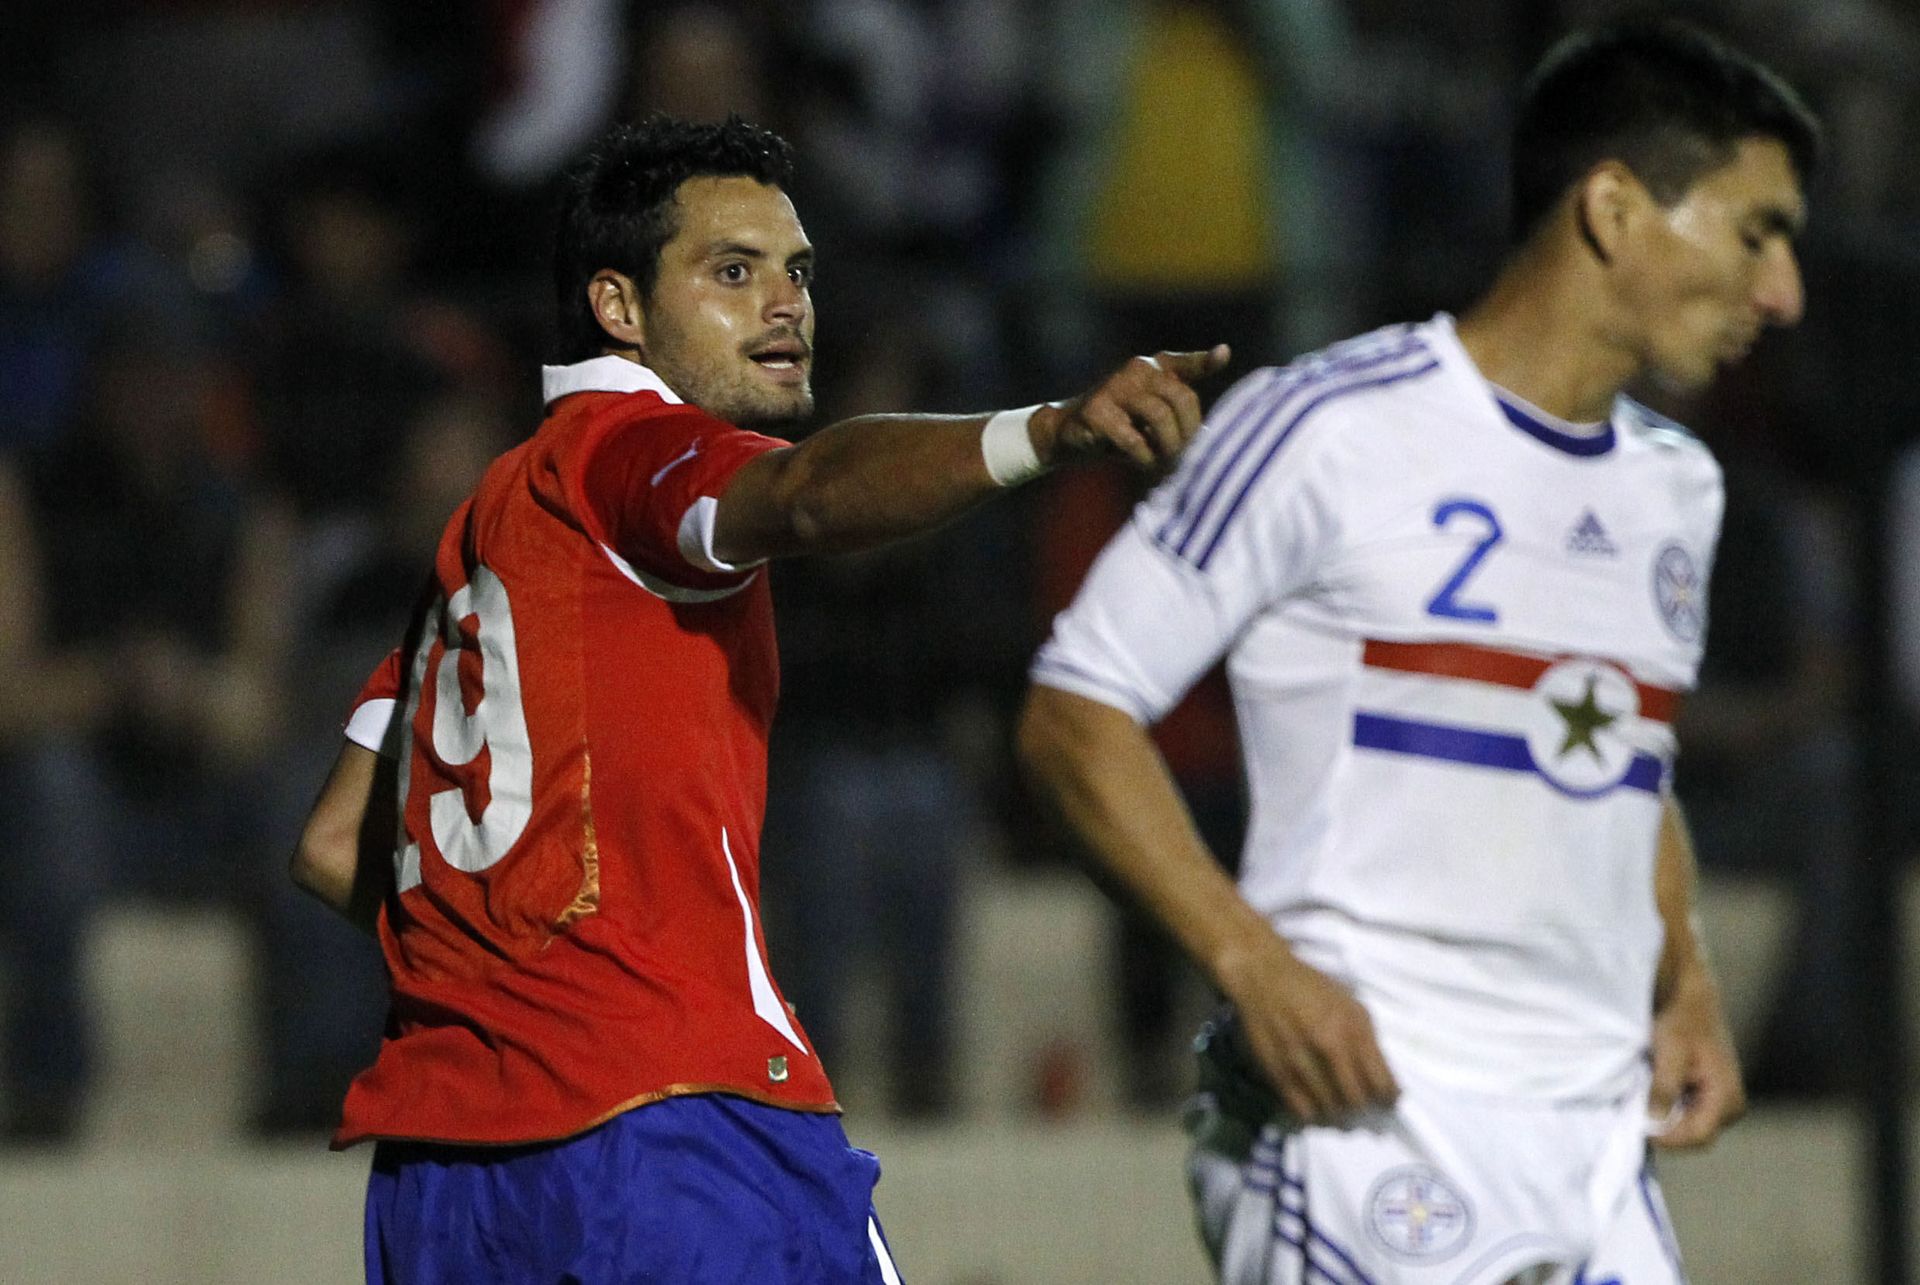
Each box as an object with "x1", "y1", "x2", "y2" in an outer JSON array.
[{"x1": 540, "y1": 355, "x2": 684, "y2": 407}]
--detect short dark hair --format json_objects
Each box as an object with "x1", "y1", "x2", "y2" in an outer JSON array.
[
  {"x1": 551, "y1": 114, "x2": 796, "y2": 362},
  {"x1": 1509, "y1": 19, "x2": 1821, "y2": 242}
]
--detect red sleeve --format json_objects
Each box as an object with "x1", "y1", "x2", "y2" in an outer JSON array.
[
  {"x1": 342, "y1": 649, "x2": 403, "y2": 753},
  {"x1": 577, "y1": 405, "x2": 788, "y2": 589}
]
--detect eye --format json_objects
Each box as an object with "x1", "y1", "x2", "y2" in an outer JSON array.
[
  {"x1": 717, "y1": 261, "x2": 749, "y2": 284},
  {"x1": 788, "y1": 263, "x2": 813, "y2": 288}
]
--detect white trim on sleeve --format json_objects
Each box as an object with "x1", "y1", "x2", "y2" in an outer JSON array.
[
  {"x1": 1028, "y1": 658, "x2": 1157, "y2": 725},
  {"x1": 344, "y1": 698, "x2": 398, "y2": 756},
  {"x1": 677, "y1": 495, "x2": 764, "y2": 574},
  {"x1": 598, "y1": 541, "x2": 755, "y2": 603}
]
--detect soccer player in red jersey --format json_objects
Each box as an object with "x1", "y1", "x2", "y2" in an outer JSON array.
[{"x1": 290, "y1": 114, "x2": 1227, "y2": 1283}]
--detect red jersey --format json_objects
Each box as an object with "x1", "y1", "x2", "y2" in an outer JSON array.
[{"x1": 335, "y1": 357, "x2": 836, "y2": 1148}]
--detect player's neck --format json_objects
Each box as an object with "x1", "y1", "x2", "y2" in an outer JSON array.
[{"x1": 1454, "y1": 250, "x2": 1639, "y2": 424}]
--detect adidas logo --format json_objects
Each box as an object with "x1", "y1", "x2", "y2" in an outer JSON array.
[{"x1": 1566, "y1": 510, "x2": 1617, "y2": 556}]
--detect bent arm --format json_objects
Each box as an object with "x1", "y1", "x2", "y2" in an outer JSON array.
[
  {"x1": 1653, "y1": 795, "x2": 1715, "y2": 1009},
  {"x1": 1017, "y1": 684, "x2": 1397, "y2": 1120},
  {"x1": 1647, "y1": 794, "x2": 1746, "y2": 1146},
  {"x1": 1018, "y1": 685, "x2": 1276, "y2": 990},
  {"x1": 291, "y1": 741, "x2": 396, "y2": 935}
]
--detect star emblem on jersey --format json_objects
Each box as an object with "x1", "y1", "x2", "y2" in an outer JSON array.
[
  {"x1": 1520, "y1": 659, "x2": 1643, "y2": 797},
  {"x1": 1367, "y1": 1166, "x2": 1473, "y2": 1262},
  {"x1": 1565, "y1": 509, "x2": 1617, "y2": 556},
  {"x1": 1552, "y1": 675, "x2": 1618, "y2": 761}
]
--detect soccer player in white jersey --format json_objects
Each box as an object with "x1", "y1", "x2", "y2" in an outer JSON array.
[{"x1": 1019, "y1": 21, "x2": 1818, "y2": 1285}]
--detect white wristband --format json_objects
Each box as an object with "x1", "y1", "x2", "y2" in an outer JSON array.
[{"x1": 981, "y1": 405, "x2": 1047, "y2": 487}]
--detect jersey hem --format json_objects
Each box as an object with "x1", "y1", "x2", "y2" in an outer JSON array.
[{"x1": 331, "y1": 1082, "x2": 844, "y2": 1151}]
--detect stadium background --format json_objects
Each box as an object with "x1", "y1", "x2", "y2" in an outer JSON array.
[{"x1": 1, "y1": 1, "x2": 1916, "y2": 1280}]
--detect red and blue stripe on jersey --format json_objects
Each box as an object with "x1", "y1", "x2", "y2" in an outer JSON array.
[{"x1": 1352, "y1": 638, "x2": 1677, "y2": 799}]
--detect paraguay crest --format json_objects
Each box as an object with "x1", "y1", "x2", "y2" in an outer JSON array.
[
  {"x1": 1651, "y1": 541, "x2": 1704, "y2": 642},
  {"x1": 1366, "y1": 1165, "x2": 1474, "y2": 1262}
]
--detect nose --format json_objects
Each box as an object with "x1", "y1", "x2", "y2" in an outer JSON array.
[
  {"x1": 1756, "y1": 244, "x2": 1804, "y2": 328},
  {"x1": 765, "y1": 272, "x2": 807, "y2": 326}
]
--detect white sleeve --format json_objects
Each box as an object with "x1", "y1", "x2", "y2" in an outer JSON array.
[
  {"x1": 1672, "y1": 440, "x2": 1726, "y2": 690},
  {"x1": 1031, "y1": 372, "x2": 1344, "y2": 723}
]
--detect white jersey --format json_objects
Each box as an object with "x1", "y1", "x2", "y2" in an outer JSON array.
[{"x1": 1033, "y1": 315, "x2": 1723, "y2": 1100}]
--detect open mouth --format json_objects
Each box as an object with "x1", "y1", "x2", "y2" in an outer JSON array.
[
  {"x1": 748, "y1": 354, "x2": 809, "y2": 391},
  {"x1": 747, "y1": 339, "x2": 810, "y2": 373}
]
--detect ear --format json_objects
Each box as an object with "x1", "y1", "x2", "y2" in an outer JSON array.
[
  {"x1": 588, "y1": 269, "x2": 647, "y2": 353},
  {"x1": 1572, "y1": 161, "x2": 1646, "y2": 267}
]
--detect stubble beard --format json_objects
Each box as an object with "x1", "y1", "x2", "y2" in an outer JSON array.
[
  {"x1": 727, "y1": 381, "x2": 813, "y2": 431},
  {"x1": 649, "y1": 350, "x2": 813, "y2": 430}
]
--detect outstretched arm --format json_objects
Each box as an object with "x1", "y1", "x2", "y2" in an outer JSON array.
[
  {"x1": 1018, "y1": 685, "x2": 1398, "y2": 1123},
  {"x1": 290, "y1": 740, "x2": 397, "y2": 936},
  {"x1": 1647, "y1": 795, "x2": 1746, "y2": 1148},
  {"x1": 712, "y1": 346, "x2": 1229, "y2": 563}
]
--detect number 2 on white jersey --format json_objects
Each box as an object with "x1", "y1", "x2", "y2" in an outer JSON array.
[
  {"x1": 1425, "y1": 498, "x2": 1503, "y2": 623},
  {"x1": 393, "y1": 566, "x2": 534, "y2": 893}
]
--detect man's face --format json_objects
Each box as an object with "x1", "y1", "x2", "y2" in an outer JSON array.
[
  {"x1": 638, "y1": 175, "x2": 815, "y2": 428},
  {"x1": 1621, "y1": 137, "x2": 1806, "y2": 392}
]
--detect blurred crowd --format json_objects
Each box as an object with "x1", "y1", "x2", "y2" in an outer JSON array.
[{"x1": 2, "y1": 0, "x2": 1918, "y2": 1146}]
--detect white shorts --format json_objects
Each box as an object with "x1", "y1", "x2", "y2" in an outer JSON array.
[{"x1": 1187, "y1": 1073, "x2": 1685, "y2": 1285}]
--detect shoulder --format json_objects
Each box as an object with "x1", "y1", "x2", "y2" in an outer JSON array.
[
  {"x1": 1189, "y1": 324, "x2": 1446, "y2": 474},
  {"x1": 563, "y1": 391, "x2": 733, "y2": 454},
  {"x1": 1146, "y1": 328, "x2": 1440, "y2": 570},
  {"x1": 532, "y1": 391, "x2": 747, "y2": 489},
  {"x1": 1235, "y1": 323, "x2": 1443, "y2": 410}
]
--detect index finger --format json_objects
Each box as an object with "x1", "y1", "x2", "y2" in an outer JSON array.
[{"x1": 1149, "y1": 344, "x2": 1232, "y2": 384}]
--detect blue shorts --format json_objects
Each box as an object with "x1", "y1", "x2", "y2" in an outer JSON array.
[{"x1": 364, "y1": 1094, "x2": 902, "y2": 1283}]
